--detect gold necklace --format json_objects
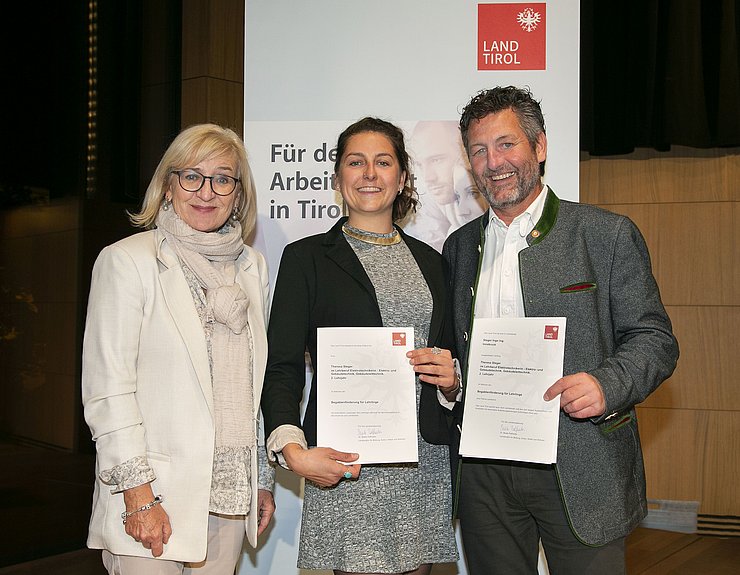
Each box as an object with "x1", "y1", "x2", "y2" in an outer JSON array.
[{"x1": 342, "y1": 223, "x2": 401, "y2": 246}]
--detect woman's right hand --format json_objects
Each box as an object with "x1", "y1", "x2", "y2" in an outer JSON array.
[
  {"x1": 122, "y1": 483, "x2": 172, "y2": 557},
  {"x1": 282, "y1": 443, "x2": 361, "y2": 487}
]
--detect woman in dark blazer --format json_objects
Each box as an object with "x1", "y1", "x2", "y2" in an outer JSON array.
[{"x1": 261, "y1": 117, "x2": 460, "y2": 575}]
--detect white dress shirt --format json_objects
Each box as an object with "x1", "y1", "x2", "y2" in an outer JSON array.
[
  {"x1": 475, "y1": 187, "x2": 548, "y2": 320},
  {"x1": 439, "y1": 187, "x2": 547, "y2": 409}
]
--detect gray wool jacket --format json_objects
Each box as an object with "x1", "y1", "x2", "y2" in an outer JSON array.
[{"x1": 442, "y1": 188, "x2": 679, "y2": 546}]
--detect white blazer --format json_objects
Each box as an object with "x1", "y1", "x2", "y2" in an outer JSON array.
[{"x1": 82, "y1": 229, "x2": 271, "y2": 561}]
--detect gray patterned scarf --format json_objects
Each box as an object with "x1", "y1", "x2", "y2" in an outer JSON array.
[{"x1": 156, "y1": 208, "x2": 255, "y2": 514}]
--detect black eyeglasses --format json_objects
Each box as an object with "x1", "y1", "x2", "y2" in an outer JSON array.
[{"x1": 171, "y1": 169, "x2": 240, "y2": 196}]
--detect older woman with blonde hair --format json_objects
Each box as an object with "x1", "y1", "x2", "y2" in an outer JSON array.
[{"x1": 83, "y1": 123, "x2": 274, "y2": 574}]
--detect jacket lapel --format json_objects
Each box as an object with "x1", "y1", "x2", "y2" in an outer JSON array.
[
  {"x1": 324, "y1": 218, "x2": 378, "y2": 300},
  {"x1": 402, "y1": 229, "x2": 445, "y2": 343},
  {"x1": 155, "y1": 231, "x2": 215, "y2": 418},
  {"x1": 527, "y1": 187, "x2": 560, "y2": 246}
]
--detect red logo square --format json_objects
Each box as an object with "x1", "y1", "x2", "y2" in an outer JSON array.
[
  {"x1": 478, "y1": 3, "x2": 546, "y2": 70},
  {"x1": 544, "y1": 325, "x2": 559, "y2": 340},
  {"x1": 392, "y1": 332, "x2": 407, "y2": 346}
]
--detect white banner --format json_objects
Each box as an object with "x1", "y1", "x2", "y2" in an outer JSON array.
[
  {"x1": 243, "y1": 2, "x2": 578, "y2": 573},
  {"x1": 247, "y1": 119, "x2": 489, "y2": 274}
]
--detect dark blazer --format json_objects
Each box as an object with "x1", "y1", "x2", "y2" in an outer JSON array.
[
  {"x1": 262, "y1": 217, "x2": 453, "y2": 447},
  {"x1": 443, "y1": 189, "x2": 679, "y2": 546}
]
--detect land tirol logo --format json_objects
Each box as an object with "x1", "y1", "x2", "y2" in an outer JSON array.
[
  {"x1": 392, "y1": 332, "x2": 407, "y2": 346},
  {"x1": 543, "y1": 325, "x2": 559, "y2": 340},
  {"x1": 478, "y1": 3, "x2": 546, "y2": 70}
]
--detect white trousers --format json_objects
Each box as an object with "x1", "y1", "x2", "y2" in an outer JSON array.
[{"x1": 102, "y1": 513, "x2": 245, "y2": 575}]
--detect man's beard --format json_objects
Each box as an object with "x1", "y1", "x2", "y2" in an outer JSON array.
[{"x1": 475, "y1": 160, "x2": 541, "y2": 211}]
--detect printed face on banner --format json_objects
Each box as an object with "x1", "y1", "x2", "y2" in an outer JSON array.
[
  {"x1": 478, "y1": 3, "x2": 546, "y2": 70},
  {"x1": 454, "y1": 163, "x2": 486, "y2": 219},
  {"x1": 403, "y1": 120, "x2": 487, "y2": 253},
  {"x1": 410, "y1": 122, "x2": 462, "y2": 206},
  {"x1": 336, "y1": 132, "x2": 406, "y2": 228},
  {"x1": 467, "y1": 109, "x2": 546, "y2": 213}
]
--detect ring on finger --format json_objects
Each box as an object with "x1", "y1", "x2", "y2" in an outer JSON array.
[
  {"x1": 343, "y1": 470, "x2": 352, "y2": 480},
  {"x1": 431, "y1": 346, "x2": 441, "y2": 355}
]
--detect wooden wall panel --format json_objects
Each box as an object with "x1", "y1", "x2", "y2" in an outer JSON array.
[
  {"x1": 140, "y1": 83, "x2": 181, "y2": 191},
  {"x1": 181, "y1": 0, "x2": 244, "y2": 134},
  {"x1": 6, "y1": 372, "x2": 78, "y2": 449},
  {"x1": 181, "y1": 77, "x2": 243, "y2": 134},
  {"x1": 582, "y1": 148, "x2": 739, "y2": 519},
  {"x1": 638, "y1": 407, "x2": 740, "y2": 516},
  {"x1": 0, "y1": 200, "x2": 81, "y2": 449},
  {"x1": 580, "y1": 147, "x2": 740, "y2": 204},
  {"x1": 0, "y1": 198, "x2": 80, "y2": 238},
  {"x1": 182, "y1": 0, "x2": 244, "y2": 82},
  {"x1": 601, "y1": 202, "x2": 738, "y2": 306},
  {"x1": 701, "y1": 410, "x2": 740, "y2": 515},
  {"x1": 644, "y1": 306, "x2": 739, "y2": 411},
  {"x1": 638, "y1": 407, "x2": 707, "y2": 503}
]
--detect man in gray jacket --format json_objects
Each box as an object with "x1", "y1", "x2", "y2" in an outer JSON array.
[{"x1": 443, "y1": 86, "x2": 678, "y2": 574}]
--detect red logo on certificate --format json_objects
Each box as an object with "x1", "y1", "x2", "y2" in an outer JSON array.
[
  {"x1": 543, "y1": 325, "x2": 559, "y2": 340},
  {"x1": 392, "y1": 332, "x2": 407, "y2": 346},
  {"x1": 478, "y1": 3, "x2": 546, "y2": 70}
]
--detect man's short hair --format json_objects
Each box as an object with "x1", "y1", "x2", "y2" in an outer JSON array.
[{"x1": 459, "y1": 86, "x2": 546, "y2": 175}]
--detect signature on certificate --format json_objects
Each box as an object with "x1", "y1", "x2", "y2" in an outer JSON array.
[
  {"x1": 500, "y1": 421, "x2": 525, "y2": 436},
  {"x1": 357, "y1": 425, "x2": 383, "y2": 438}
]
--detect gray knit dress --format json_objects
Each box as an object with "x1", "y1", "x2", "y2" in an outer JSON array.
[{"x1": 297, "y1": 229, "x2": 459, "y2": 572}]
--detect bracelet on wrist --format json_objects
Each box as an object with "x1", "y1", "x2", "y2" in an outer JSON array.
[
  {"x1": 121, "y1": 494, "x2": 163, "y2": 524},
  {"x1": 439, "y1": 380, "x2": 460, "y2": 397},
  {"x1": 448, "y1": 373, "x2": 461, "y2": 394}
]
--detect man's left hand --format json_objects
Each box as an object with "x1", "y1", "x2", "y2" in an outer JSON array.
[{"x1": 544, "y1": 372, "x2": 606, "y2": 419}]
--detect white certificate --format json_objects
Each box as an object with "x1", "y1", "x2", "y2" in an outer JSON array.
[
  {"x1": 459, "y1": 317, "x2": 566, "y2": 463},
  {"x1": 316, "y1": 327, "x2": 418, "y2": 464}
]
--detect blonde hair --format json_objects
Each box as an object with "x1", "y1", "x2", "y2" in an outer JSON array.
[{"x1": 129, "y1": 124, "x2": 258, "y2": 242}]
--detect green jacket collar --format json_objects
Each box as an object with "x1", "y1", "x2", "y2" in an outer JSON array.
[
  {"x1": 476, "y1": 187, "x2": 560, "y2": 247},
  {"x1": 527, "y1": 187, "x2": 559, "y2": 246}
]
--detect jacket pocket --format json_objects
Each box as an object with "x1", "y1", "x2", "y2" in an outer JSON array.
[{"x1": 559, "y1": 282, "x2": 597, "y2": 294}]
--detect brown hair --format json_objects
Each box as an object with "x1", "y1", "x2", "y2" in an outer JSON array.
[
  {"x1": 459, "y1": 86, "x2": 547, "y2": 176},
  {"x1": 334, "y1": 117, "x2": 418, "y2": 222}
]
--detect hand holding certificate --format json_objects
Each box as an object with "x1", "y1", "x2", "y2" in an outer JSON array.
[
  {"x1": 459, "y1": 317, "x2": 566, "y2": 464},
  {"x1": 317, "y1": 327, "x2": 418, "y2": 464}
]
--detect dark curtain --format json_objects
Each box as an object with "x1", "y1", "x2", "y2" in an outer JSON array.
[{"x1": 581, "y1": 0, "x2": 740, "y2": 154}]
